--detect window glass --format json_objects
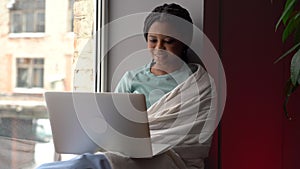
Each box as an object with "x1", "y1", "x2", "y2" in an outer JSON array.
[
  {"x1": 17, "y1": 67, "x2": 29, "y2": 87},
  {"x1": 12, "y1": 13, "x2": 22, "y2": 33},
  {"x1": 1, "y1": 0, "x2": 75, "y2": 168},
  {"x1": 33, "y1": 68, "x2": 44, "y2": 87},
  {"x1": 36, "y1": 12, "x2": 45, "y2": 32},
  {"x1": 36, "y1": 0, "x2": 45, "y2": 9},
  {"x1": 26, "y1": 13, "x2": 34, "y2": 32}
]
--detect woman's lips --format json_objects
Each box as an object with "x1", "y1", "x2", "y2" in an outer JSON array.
[{"x1": 154, "y1": 53, "x2": 168, "y2": 58}]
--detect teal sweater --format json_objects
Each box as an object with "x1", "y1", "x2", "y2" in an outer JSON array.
[{"x1": 115, "y1": 63, "x2": 194, "y2": 108}]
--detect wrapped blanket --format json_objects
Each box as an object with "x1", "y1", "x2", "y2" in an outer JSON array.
[
  {"x1": 148, "y1": 63, "x2": 216, "y2": 144},
  {"x1": 147, "y1": 63, "x2": 217, "y2": 168},
  {"x1": 106, "y1": 63, "x2": 217, "y2": 169}
]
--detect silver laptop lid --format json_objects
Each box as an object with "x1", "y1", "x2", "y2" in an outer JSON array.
[{"x1": 45, "y1": 92, "x2": 155, "y2": 157}]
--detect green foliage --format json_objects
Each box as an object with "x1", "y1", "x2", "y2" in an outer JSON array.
[
  {"x1": 283, "y1": 13, "x2": 300, "y2": 42},
  {"x1": 275, "y1": 0, "x2": 300, "y2": 119},
  {"x1": 291, "y1": 49, "x2": 300, "y2": 85},
  {"x1": 275, "y1": 0, "x2": 297, "y2": 30},
  {"x1": 274, "y1": 42, "x2": 300, "y2": 63}
]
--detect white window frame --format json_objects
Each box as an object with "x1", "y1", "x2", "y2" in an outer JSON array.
[{"x1": 95, "y1": 0, "x2": 108, "y2": 92}]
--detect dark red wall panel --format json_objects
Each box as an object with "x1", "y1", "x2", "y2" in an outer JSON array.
[
  {"x1": 283, "y1": 89, "x2": 300, "y2": 169},
  {"x1": 204, "y1": 0, "x2": 300, "y2": 169},
  {"x1": 204, "y1": 0, "x2": 220, "y2": 168},
  {"x1": 220, "y1": 0, "x2": 285, "y2": 169}
]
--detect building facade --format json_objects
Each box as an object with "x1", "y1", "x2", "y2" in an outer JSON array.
[{"x1": 0, "y1": 0, "x2": 74, "y2": 167}]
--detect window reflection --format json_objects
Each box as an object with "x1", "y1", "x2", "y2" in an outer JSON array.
[{"x1": 1, "y1": 0, "x2": 74, "y2": 168}]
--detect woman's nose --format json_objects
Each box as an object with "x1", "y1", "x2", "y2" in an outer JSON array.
[{"x1": 155, "y1": 41, "x2": 165, "y2": 50}]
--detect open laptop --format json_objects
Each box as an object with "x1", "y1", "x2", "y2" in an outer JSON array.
[{"x1": 44, "y1": 92, "x2": 170, "y2": 158}]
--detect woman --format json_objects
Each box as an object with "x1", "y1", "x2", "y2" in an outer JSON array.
[{"x1": 109, "y1": 3, "x2": 215, "y2": 169}]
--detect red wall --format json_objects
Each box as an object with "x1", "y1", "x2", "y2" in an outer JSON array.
[
  {"x1": 204, "y1": 0, "x2": 300, "y2": 169},
  {"x1": 204, "y1": 0, "x2": 220, "y2": 168}
]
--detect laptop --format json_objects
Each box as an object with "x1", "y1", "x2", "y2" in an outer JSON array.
[{"x1": 44, "y1": 92, "x2": 170, "y2": 158}]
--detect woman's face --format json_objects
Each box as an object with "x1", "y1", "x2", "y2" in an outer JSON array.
[{"x1": 147, "y1": 21, "x2": 185, "y2": 67}]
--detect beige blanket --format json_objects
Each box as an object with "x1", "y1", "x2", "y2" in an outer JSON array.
[
  {"x1": 148, "y1": 63, "x2": 216, "y2": 168},
  {"x1": 106, "y1": 63, "x2": 217, "y2": 169}
]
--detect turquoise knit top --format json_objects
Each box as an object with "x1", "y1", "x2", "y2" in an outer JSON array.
[{"x1": 115, "y1": 63, "x2": 195, "y2": 108}]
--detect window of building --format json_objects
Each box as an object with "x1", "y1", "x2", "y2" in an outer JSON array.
[
  {"x1": 9, "y1": 0, "x2": 45, "y2": 33},
  {"x1": 16, "y1": 58, "x2": 44, "y2": 88}
]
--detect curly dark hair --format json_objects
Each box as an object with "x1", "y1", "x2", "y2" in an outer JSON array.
[{"x1": 143, "y1": 3, "x2": 193, "y2": 45}]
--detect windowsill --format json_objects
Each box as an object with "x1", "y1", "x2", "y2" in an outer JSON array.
[
  {"x1": 13, "y1": 88, "x2": 45, "y2": 94},
  {"x1": 9, "y1": 33, "x2": 45, "y2": 38}
]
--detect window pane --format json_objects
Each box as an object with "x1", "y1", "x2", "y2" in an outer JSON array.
[
  {"x1": 11, "y1": 13, "x2": 22, "y2": 33},
  {"x1": 22, "y1": 1, "x2": 31, "y2": 10},
  {"x1": 26, "y1": 13, "x2": 34, "y2": 32},
  {"x1": 17, "y1": 0, "x2": 27, "y2": 9},
  {"x1": 33, "y1": 68, "x2": 44, "y2": 87},
  {"x1": 34, "y1": 58, "x2": 44, "y2": 64},
  {"x1": 17, "y1": 58, "x2": 30, "y2": 64},
  {"x1": 36, "y1": 0, "x2": 45, "y2": 9},
  {"x1": 17, "y1": 68, "x2": 29, "y2": 87},
  {"x1": 36, "y1": 12, "x2": 45, "y2": 32}
]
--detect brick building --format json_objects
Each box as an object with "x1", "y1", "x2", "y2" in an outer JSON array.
[{"x1": 0, "y1": 0, "x2": 75, "y2": 167}]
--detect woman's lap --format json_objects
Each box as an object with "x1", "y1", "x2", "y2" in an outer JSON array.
[{"x1": 105, "y1": 151, "x2": 186, "y2": 169}]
